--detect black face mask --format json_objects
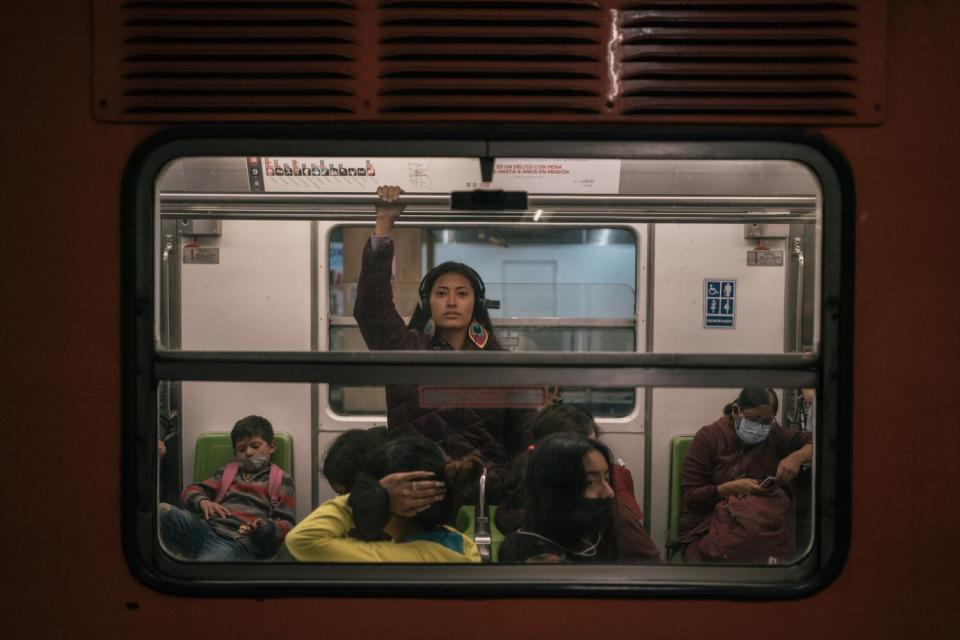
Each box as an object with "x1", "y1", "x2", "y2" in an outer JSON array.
[{"x1": 568, "y1": 497, "x2": 615, "y2": 537}]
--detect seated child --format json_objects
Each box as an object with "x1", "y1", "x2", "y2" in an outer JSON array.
[
  {"x1": 159, "y1": 415, "x2": 296, "y2": 561},
  {"x1": 322, "y1": 426, "x2": 388, "y2": 495}
]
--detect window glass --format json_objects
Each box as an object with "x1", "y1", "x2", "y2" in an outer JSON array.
[
  {"x1": 156, "y1": 376, "x2": 817, "y2": 567},
  {"x1": 327, "y1": 225, "x2": 638, "y2": 418},
  {"x1": 157, "y1": 156, "x2": 821, "y2": 358},
  {"x1": 134, "y1": 146, "x2": 841, "y2": 595}
]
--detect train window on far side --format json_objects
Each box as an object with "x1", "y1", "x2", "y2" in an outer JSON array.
[
  {"x1": 125, "y1": 141, "x2": 850, "y2": 598},
  {"x1": 327, "y1": 225, "x2": 639, "y2": 419}
]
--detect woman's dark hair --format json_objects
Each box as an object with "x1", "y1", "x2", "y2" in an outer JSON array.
[
  {"x1": 323, "y1": 428, "x2": 388, "y2": 491},
  {"x1": 723, "y1": 387, "x2": 780, "y2": 417},
  {"x1": 497, "y1": 405, "x2": 600, "y2": 533},
  {"x1": 406, "y1": 261, "x2": 502, "y2": 350},
  {"x1": 531, "y1": 404, "x2": 598, "y2": 443},
  {"x1": 348, "y1": 436, "x2": 463, "y2": 540},
  {"x1": 523, "y1": 432, "x2": 617, "y2": 558}
]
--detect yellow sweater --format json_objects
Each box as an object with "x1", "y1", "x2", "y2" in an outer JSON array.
[{"x1": 285, "y1": 494, "x2": 481, "y2": 563}]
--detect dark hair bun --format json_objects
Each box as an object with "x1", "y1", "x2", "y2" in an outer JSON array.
[{"x1": 346, "y1": 472, "x2": 391, "y2": 541}]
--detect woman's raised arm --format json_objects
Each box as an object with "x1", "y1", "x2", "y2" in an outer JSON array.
[{"x1": 374, "y1": 185, "x2": 404, "y2": 237}]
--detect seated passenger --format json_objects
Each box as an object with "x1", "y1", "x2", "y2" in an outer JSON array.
[
  {"x1": 159, "y1": 415, "x2": 296, "y2": 561},
  {"x1": 499, "y1": 432, "x2": 622, "y2": 563},
  {"x1": 496, "y1": 404, "x2": 660, "y2": 562},
  {"x1": 285, "y1": 436, "x2": 482, "y2": 563},
  {"x1": 679, "y1": 387, "x2": 813, "y2": 563},
  {"x1": 322, "y1": 427, "x2": 388, "y2": 495}
]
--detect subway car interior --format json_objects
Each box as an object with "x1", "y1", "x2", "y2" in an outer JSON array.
[
  {"x1": 137, "y1": 146, "x2": 835, "y2": 590},
  {"x1": 153, "y1": 152, "x2": 822, "y2": 564},
  {"x1": 5, "y1": 1, "x2": 958, "y2": 638}
]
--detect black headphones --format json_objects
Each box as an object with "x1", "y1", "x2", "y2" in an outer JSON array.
[{"x1": 418, "y1": 262, "x2": 486, "y2": 318}]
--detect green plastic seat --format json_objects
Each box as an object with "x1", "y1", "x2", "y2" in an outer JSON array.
[
  {"x1": 456, "y1": 504, "x2": 504, "y2": 562},
  {"x1": 667, "y1": 435, "x2": 694, "y2": 563},
  {"x1": 193, "y1": 431, "x2": 294, "y2": 482}
]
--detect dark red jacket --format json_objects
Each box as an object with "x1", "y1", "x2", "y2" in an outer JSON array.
[
  {"x1": 612, "y1": 463, "x2": 644, "y2": 524},
  {"x1": 353, "y1": 237, "x2": 533, "y2": 504},
  {"x1": 679, "y1": 416, "x2": 812, "y2": 543}
]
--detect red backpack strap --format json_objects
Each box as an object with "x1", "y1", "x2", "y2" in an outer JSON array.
[
  {"x1": 267, "y1": 464, "x2": 284, "y2": 515},
  {"x1": 215, "y1": 462, "x2": 240, "y2": 503}
]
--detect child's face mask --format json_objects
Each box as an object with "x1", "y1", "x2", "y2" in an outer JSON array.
[
  {"x1": 234, "y1": 435, "x2": 275, "y2": 472},
  {"x1": 239, "y1": 453, "x2": 270, "y2": 472}
]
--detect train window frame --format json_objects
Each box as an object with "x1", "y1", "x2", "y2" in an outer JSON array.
[
  {"x1": 323, "y1": 222, "x2": 642, "y2": 421},
  {"x1": 122, "y1": 128, "x2": 852, "y2": 597}
]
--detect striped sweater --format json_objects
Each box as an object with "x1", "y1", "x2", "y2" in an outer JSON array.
[{"x1": 181, "y1": 464, "x2": 296, "y2": 558}]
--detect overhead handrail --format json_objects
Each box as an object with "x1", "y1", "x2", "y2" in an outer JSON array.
[
  {"x1": 159, "y1": 192, "x2": 818, "y2": 223},
  {"x1": 160, "y1": 191, "x2": 818, "y2": 209},
  {"x1": 159, "y1": 209, "x2": 816, "y2": 224}
]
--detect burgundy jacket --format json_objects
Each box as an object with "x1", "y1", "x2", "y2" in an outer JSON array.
[
  {"x1": 353, "y1": 237, "x2": 533, "y2": 504},
  {"x1": 679, "y1": 416, "x2": 812, "y2": 543},
  {"x1": 612, "y1": 463, "x2": 645, "y2": 524}
]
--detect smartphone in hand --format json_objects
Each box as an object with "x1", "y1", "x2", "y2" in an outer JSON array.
[{"x1": 760, "y1": 476, "x2": 776, "y2": 489}]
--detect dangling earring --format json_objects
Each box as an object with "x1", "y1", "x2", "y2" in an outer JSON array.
[
  {"x1": 423, "y1": 318, "x2": 436, "y2": 340},
  {"x1": 468, "y1": 320, "x2": 489, "y2": 349}
]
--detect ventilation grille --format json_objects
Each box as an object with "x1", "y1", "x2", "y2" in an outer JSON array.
[
  {"x1": 95, "y1": 0, "x2": 361, "y2": 119},
  {"x1": 94, "y1": 0, "x2": 886, "y2": 123},
  {"x1": 615, "y1": 1, "x2": 884, "y2": 120},
  {"x1": 378, "y1": 0, "x2": 606, "y2": 115}
]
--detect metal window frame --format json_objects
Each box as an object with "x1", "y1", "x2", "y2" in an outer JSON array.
[{"x1": 121, "y1": 126, "x2": 852, "y2": 598}]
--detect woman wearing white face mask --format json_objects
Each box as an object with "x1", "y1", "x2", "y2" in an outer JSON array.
[{"x1": 677, "y1": 388, "x2": 812, "y2": 563}]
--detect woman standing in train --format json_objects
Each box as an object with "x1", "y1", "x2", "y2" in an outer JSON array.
[
  {"x1": 352, "y1": 185, "x2": 534, "y2": 507},
  {"x1": 678, "y1": 387, "x2": 813, "y2": 563}
]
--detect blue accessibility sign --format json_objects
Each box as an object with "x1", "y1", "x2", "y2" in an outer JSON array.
[{"x1": 704, "y1": 279, "x2": 736, "y2": 328}]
